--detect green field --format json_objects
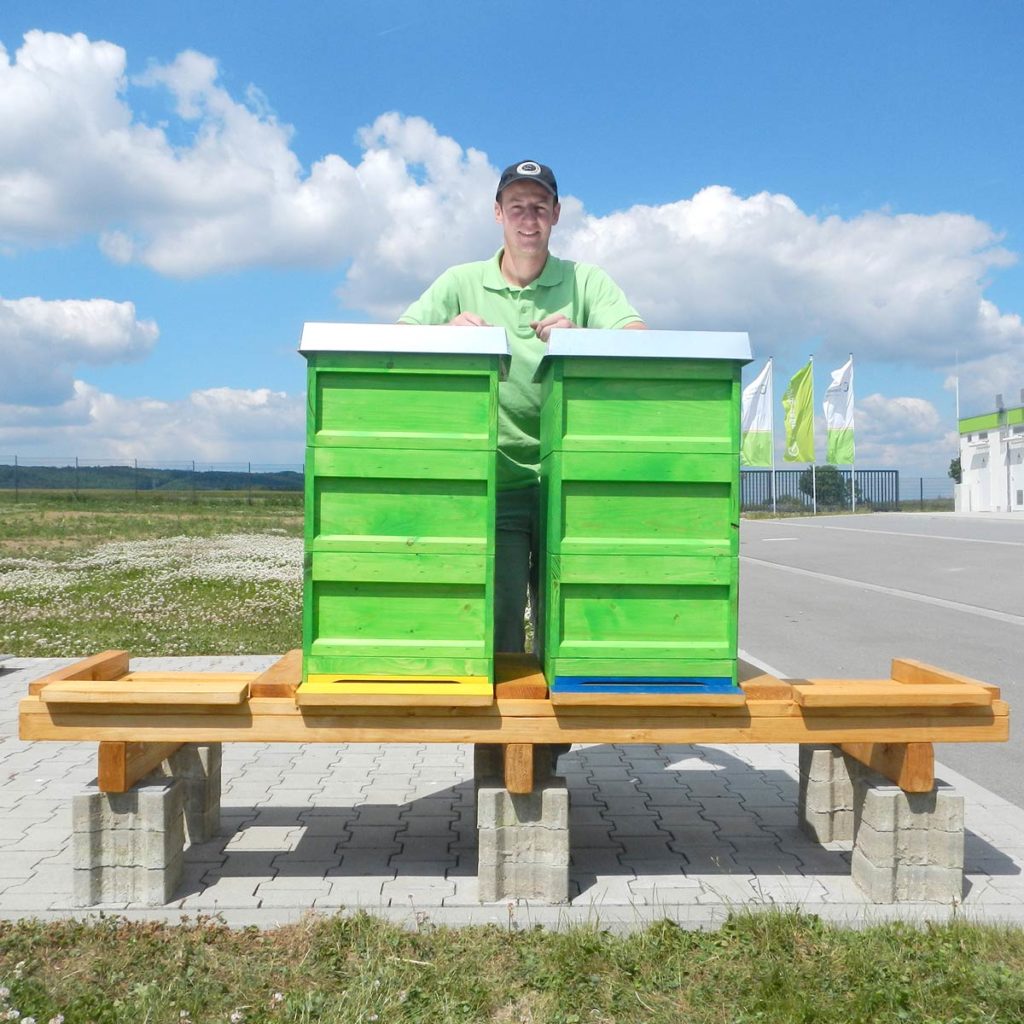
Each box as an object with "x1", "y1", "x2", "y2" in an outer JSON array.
[{"x1": 0, "y1": 491, "x2": 303, "y2": 657}]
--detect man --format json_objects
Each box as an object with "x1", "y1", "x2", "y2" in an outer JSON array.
[{"x1": 399, "y1": 160, "x2": 646, "y2": 653}]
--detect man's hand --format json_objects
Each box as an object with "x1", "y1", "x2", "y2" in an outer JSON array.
[
  {"x1": 448, "y1": 312, "x2": 490, "y2": 327},
  {"x1": 530, "y1": 313, "x2": 577, "y2": 343}
]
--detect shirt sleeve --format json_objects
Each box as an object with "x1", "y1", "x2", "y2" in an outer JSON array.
[
  {"x1": 397, "y1": 268, "x2": 461, "y2": 325},
  {"x1": 577, "y1": 264, "x2": 643, "y2": 329}
]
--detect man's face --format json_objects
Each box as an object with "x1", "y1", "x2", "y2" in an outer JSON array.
[{"x1": 494, "y1": 181, "x2": 560, "y2": 259}]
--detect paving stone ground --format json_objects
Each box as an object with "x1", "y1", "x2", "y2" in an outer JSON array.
[{"x1": 3, "y1": 656, "x2": 1022, "y2": 931}]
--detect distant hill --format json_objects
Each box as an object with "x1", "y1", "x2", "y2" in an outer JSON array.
[{"x1": 0, "y1": 463, "x2": 303, "y2": 492}]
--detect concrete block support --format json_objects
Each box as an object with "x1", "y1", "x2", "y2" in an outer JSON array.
[
  {"x1": 476, "y1": 778, "x2": 570, "y2": 903},
  {"x1": 71, "y1": 780, "x2": 184, "y2": 906},
  {"x1": 153, "y1": 743, "x2": 222, "y2": 843},
  {"x1": 798, "y1": 744, "x2": 855, "y2": 842},
  {"x1": 851, "y1": 775, "x2": 964, "y2": 903}
]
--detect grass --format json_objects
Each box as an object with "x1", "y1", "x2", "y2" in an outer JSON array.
[
  {"x1": 1, "y1": 912, "x2": 1023, "y2": 1023},
  {"x1": 0, "y1": 491, "x2": 303, "y2": 657}
]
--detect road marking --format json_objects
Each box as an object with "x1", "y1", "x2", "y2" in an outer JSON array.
[
  {"x1": 759, "y1": 537, "x2": 799, "y2": 543},
  {"x1": 740, "y1": 556, "x2": 1024, "y2": 626},
  {"x1": 749, "y1": 521, "x2": 1024, "y2": 548}
]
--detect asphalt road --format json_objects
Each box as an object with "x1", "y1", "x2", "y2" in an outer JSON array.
[{"x1": 738, "y1": 512, "x2": 1023, "y2": 808}]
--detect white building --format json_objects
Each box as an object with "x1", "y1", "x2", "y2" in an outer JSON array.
[{"x1": 958, "y1": 396, "x2": 1024, "y2": 513}]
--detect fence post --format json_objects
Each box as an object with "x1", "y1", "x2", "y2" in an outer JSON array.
[
  {"x1": 247, "y1": 461, "x2": 253, "y2": 506},
  {"x1": 920, "y1": 477, "x2": 924, "y2": 511},
  {"x1": 134, "y1": 458, "x2": 139, "y2": 499},
  {"x1": 13, "y1": 455, "x2": 18, "y2": 503},
  {"x1": 75, "y1": 456, "x2": 80, "y2": 501},
  {"x1": 191, "y1": 460, "x2": 196, "y2": 504}
]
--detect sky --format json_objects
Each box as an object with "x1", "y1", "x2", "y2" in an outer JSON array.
[{"x1": 1, "y1": 0, "x2": 1022, "y2": 476}]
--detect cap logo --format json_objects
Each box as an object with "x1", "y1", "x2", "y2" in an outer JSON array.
[{"x1": 516, "y1": 161, "x2": 541, "y2": 175}]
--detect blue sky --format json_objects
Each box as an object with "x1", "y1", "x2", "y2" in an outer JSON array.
[{"x1": 1, "y1": 0, "x2": 1022, "y2": 474}]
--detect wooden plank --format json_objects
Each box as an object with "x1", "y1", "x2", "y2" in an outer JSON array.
[
  {"x1": 494, "y1": 653, "x2": 548, "y2": 700},
  {"x1": 839, "y1": 741, "x2": 934, "y2": 793},
  {"x1": 740, "y1": 675, "x2": 794, "y2": 701},
  {"x1": 793, "y1": 681, "x2": 992, "y2": 708},
  {"x1": 551, "y1": 691, "x2": 747, "y2": 707},
  {"x1": 98, "y1": 741, "x2": 183, "y2": 793},
  {"x1": 503, "y1": 744, "x2": 534, "y2": 793},
  {"x1": 28, "y1": 650, "x2": 129, "y2": 695},
  {"x1": 17, "y1": 694, "x2": 1009, "y2": 745},
  {"x1": 39, "y1": 678, "x2": 249, "y2": 706},
  {"x1": 250, "y1": 649, "x2": 302, "y2": 698},
  {"x1": 891, "y1": 658, "x2": 1001, "y2": 698}
]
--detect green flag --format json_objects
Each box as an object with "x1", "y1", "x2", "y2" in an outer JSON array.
[{"x1": 782, "y1": 360, "x2": 814, "y2": 462}]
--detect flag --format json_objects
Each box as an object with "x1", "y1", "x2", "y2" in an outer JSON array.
[
  {"x1": 740, "y1": 359, "x2": 773, "y2": 467},
  {"x1": 823, "y1": 356, "x2": 855, "y2": 464},
  {"x1": 782, "y1": 360, "x2": 814, "y2": 462}
]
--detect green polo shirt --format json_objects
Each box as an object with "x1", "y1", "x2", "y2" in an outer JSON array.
[{"x1": 399, "y1": 250, "x2": 642, "y2": 490}]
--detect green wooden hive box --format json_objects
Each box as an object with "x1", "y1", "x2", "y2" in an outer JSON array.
[
  {"x1": 299, "y1": 323, "x2": 508, "y2": 704},
  {"x1": 535, "y1": 328, "x2": 752, "y2": 702}
]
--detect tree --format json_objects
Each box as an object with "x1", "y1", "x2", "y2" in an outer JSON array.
[
  {"x1": 948, "y1": 456, "x2": 962, "y2": 484},
  {"x1": 798, "y1": 464, "x2": 854, "y2": 509}
]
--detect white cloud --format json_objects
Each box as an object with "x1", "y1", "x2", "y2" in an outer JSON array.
[
  {"x1": 858, "y1": 393, "x2": 944, "y2": 441},
  {"x1": 0, "y1": 296, "x2": 157, "y2": 404},
  {"x1": 558, "y1": 188, "x2": 1023, "y2": 373},
  {"x1": 850, "y1": 393, "x2": 954, "y2": 472},
  {"x1": 2, "y1": 29, "x2": 1022, "y2": 473},
  {"x1": 0, "y1": 380, "x2": 303, "y2": 463}
]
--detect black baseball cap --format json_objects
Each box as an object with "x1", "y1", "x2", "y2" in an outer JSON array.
[{"x1": 496, "y1": 160, "x2": 558, "y2": 202}]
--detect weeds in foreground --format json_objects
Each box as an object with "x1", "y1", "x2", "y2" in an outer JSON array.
[{"x1": 1, "y1": 912, "x2": 1023, "y2": 1024}]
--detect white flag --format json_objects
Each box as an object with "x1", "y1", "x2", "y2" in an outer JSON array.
[
  {"x1": 823, "y1": 356, "x2": 855, "y2": 464},
  {"x1": 740, "y1": 359, "x2": 773, "y2": 467}
]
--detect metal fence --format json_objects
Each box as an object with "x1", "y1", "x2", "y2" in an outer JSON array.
[
  {"x1": 0, "y1": 456, "x2": 303, "y2": 501},
  {"x1": 0, "y1": 456, "x2": 955, "y2": 513},
  {"x1": 740, "y1": 469, "x2": 954, "y2": 512}
]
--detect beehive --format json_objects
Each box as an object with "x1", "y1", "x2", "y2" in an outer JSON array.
[
  {"x1": 299, "y1": 323, "x2": 508, "y2": 704},
  {"x1": 535, "y1": 329, "x2": 752, "y2": 702}
]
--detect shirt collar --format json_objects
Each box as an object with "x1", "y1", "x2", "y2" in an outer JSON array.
[{"x1": 483, "y1": 249, "x2": 566, "y2": 292}]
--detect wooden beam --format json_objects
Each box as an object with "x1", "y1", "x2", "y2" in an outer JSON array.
[
  {"x1": 39, "y1": 678, "x2": 249, "y2": 705},
  {"x1": 741, "y1": 675, "x2": 794, "y2": 701},
  {"x1": 839, "y1": 741, "x2": 935, "y2": 793},
  {"x1": 17, "y1": 695, "x2": 1008, "y2": 745},
  {"x1": 28, "y1": 650, "x2": 129, "y2": 695},
  {"x1": 503, "y1": 744, "x2": 534, "y2": 794},
  {"x1": 98, "y1": 741, "x2": 183, "y2": 793},
  {"x1": 250, "y1": 649, "x2": 302, "y2": 698},
  {"x1": 793, "y1": 681, "x2": 992, "y2": 708},
  {"x1": 494, "y1": 653, "x2": 548, "y2": 700},
  {"x1": 891, "y1": 658, "x2": 1001, "y2": 699}
]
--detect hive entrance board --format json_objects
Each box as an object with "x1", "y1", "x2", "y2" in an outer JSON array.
[{"x1": 297, "y1": 674, "x2": 493, "y2": 707}]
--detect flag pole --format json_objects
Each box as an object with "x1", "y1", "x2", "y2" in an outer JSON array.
[
  {"x1": 850, "y1": 353, "x2": 856, "y2": 513},
  {"x1": 769, "y1": 357, "x2": 777, "y2": 515},
  {"x1": 810, "y1": 355, "x2": 816, "y2": 515}
]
